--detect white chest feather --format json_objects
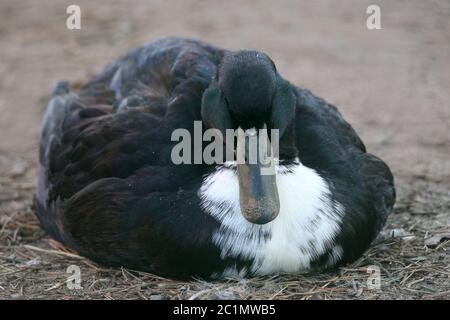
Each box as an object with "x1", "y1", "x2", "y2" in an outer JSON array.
[{"x1": 199, "y1": 161, "x2": 345, "y2": 277}]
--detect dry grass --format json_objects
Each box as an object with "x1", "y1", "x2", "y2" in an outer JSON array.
[{"x1": 0, "y1": 153, "x2": 448, "y2": 300}]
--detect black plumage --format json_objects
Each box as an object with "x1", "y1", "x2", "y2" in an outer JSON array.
[{"x1": 35, "y1": 37, "x2": 395, "y2": 279}]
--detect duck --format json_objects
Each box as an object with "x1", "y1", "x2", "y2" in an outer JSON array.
[{"x1": 35, "y1": 37, "x2": 395, "y2": 279}]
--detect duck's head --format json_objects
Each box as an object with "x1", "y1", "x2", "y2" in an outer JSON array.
[{"x1": 201, "y1": 50, "x2": 296, "y2": 225}]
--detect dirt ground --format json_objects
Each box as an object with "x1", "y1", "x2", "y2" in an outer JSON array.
[{"x1": 0, "y1": 0, "x2": 449, "y2": 300}]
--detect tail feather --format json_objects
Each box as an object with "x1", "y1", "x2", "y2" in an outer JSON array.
[
  {"x1": 52, "y1": 80, "x2": 70, "y2": 96},
  {"x1": 40, "y1": 81, "x2": 78, "y2": 165},
  {"x1": 37, "y1": 81, "x2": 76, "y2": 243}
]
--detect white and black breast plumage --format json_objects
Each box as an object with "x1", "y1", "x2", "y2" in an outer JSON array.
[
  {"x1": 35, "y1": 37, "x2": 395, "y2": 279},
  {"x1": 200, "y1": 156, "x2": 394, "y2": 278},
  {"x1": 200, "y1": 160, "x2": 346, "y2": 278}
]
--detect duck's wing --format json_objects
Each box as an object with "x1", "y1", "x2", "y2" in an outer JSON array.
[
  {"x1": 39, "y1": 38, "x2": 224, "y2": 202},
  {"x1": 293, "y1": 87, "x2": 395, "y2": 264},
  {"x1": 39, "y1": 86, "x2": 168, "y2": 205},
  {"x1": 88, "y1": 37, "x2": 223, "y2": 113},
  {"x1": 294, "y1": 88, "x2": 366, "y2": 158},
  {"x1": 36, "y1": 76, "x2": 221, "y2": 278},
  {"x1": 36, "y1": 38, "x2": 225, "y2": 252},
  {"x1": 294, "y1": 87, "x2": 395, "y2": 210}
]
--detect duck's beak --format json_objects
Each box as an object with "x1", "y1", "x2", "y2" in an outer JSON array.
[{"x1": 236, "y1": 128, "x2": 280, "y2": 224}]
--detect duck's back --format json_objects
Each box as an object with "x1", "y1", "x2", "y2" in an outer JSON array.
[{"x1": 36, "y1": 38, "x2": 228, "y2": 277}]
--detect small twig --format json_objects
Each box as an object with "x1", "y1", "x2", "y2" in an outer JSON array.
[
  {"x1": 269, "y1": 286, "x2": 287, "y2": 300},
  {"x1": 0, "y1": 255, "x2": 23, "y2": 264},
  {"x1": 23, "y1": 245, "x2": 84, "y2": 259},
  {"x1": 188, "y1": 288, "x2": 213, "y2": 300},
  {"x1": 407, "y1": 277, "x2": 425, "y2": 288}
]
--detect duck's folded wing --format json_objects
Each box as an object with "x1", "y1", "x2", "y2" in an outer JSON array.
[
  {"x1": 39, "y1": 86, "x2": 165, "y2": 204},
  {"x1": 294, "y1": 87, "x2": 395, "y2": 231},
  {"x1": 360, "y1": 152, "x2": 396, "y2": 222}
]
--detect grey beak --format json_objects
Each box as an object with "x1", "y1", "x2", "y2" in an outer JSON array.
[{"x1": 236, "y1": 128, "x2": 279, "y2": 224}]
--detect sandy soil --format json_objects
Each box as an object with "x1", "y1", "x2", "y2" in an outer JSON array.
[{"x1": 0, "y1": 0, "x2": 449, "y2": 299}]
